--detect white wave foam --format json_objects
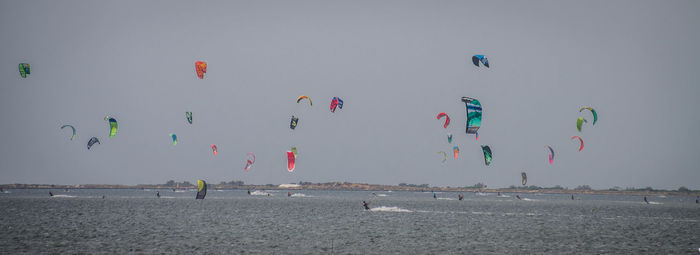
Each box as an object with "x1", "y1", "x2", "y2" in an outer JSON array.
[
  {"x1": 250, "y1": 191, "x2": 271, "y2": 196},
  {"x1": 174, "y1": 190, "x2": 189, "y2": 193},
  {"x1": 51, "y1": 195, "x2": 76, "y2": 198},
  {"x1": 374, "y1": 194, "x2": 388, "y2": 197},
  {"x1": 437, "y1": 197, "x2": 455, "y2": 200},
  {"x1": 290, "y1": 193, "x2": 310, "y2": 197},
  {"x1": 370, "y1": 206, "x2": 412, "y2": 213},
  {"x1": 521, "y1": 198, "x2": 538, "y2": 201},
  {"x1": 497, "y1": 195, "x2": 510, "y2": 198},
  {"x1": 647, "y1": 201, "x2": 663, "y2": 205},
  {"x1": 476, "y1": 192, "x2": 488, "y2": 196}
]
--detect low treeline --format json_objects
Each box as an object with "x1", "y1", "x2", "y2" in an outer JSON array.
[{"x1": 2, "y1": 181, "x2": 699, "y2": 196}]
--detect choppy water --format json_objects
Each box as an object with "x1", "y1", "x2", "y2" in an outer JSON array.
[{"x1": 1, "y1": 189, "x2": 698, "y2": 254}]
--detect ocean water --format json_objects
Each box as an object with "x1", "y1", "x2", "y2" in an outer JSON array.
[{"x1": 0, "y1": 189, "x2": 698, "y2": 254}]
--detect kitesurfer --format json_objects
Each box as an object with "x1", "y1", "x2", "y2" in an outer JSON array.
[
  {"x1": 458, "y1": 194, "x2": 464, "y2": 201},
  {"x1": 288, "y1": 192, "x2": 291, "y2": 197},
  {"x1": 433, "y1": 192, "x2": 437, "y2": 200},
  {"x1": 156, "y1": 191, "x2": 160, "y2": 198},
  {"x1": 571, "y1": 194, "x2": 574, "y2": 200},
  {"x1": 644, "y1": 196, "x2": 649, "y2": 204},
  {"x1": 516, "y1": 195, "x2": 521, "y2": 200},
  {"x1": 497, "y1": 192, "x2": 501, "y2": 196},
  {"x1": 247, "y1": 189, "x2": 251, "y2": 195},
  {"x1": 362, "y1": 201, "x2": 370, "y2": 210},
  {"x1": 49, "y1": 191, "x2": 54, "y2": 197},
  {"x1": 102, "y1": 195, "x2": 105, "y2": 199},
  {"x1": 696, "y1": 196, "x2": 698, "y2": 204}
]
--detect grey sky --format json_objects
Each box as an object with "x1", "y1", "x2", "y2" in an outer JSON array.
[{"x1": 1, "y1": 0, "x2": 699, "y2": 189}]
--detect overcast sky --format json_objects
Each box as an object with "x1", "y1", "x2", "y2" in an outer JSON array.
[{"x1": 1, "y1": 0, "x2": 699, "y2": 189}]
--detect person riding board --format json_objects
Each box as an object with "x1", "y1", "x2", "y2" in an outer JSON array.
[
  {"x1": 516, "y1": 195, "x2": 521, "y2": 200},
  {"x1": 458, "y1": 193, "x2": 464, "y2": 201},
  {"x1": 49, "y1": 191, "x2": 54, "y2": 197},
  {"x1": 156, "y1": 191, "x2": 160, "y2": 198},
  {"x1": 288, "y1": 192, "x2": 291, "y2": 197},
  {"x1": 362, "y1": 201, "x2": 370, "y2": 210},
  {"x1": 644, "y1": 196, "x2": 649, "y2": 204}
]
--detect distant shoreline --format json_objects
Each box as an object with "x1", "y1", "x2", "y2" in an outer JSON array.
[{"x1": 2, "y1": 182, "x2": 699, "y2": 197}]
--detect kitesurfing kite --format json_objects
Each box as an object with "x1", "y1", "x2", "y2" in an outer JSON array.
[
  {"x1": 296, "y1": 95, "x2": 312, "y2": 107},
  {"x1": 104, "y1": 117, "x2": 117, "y2": 138},
  {"x1": 447, "y1": 133, "x2": 453, "y2": 144},
  {"x1": 87, "y1": 137, "x2": 100, "y2": 150},
  {"x1": 330, "y1": 97, "x2": 344, "y2": 112},
  {"x1": 286, "y1": 151, "x2": 296, "y2": 172},
  {"x1": 18, "y1": 63, "x2": 31, "y2": 78},
  {"x1": 579, "y1": 107, "x2": 598, "y2": 125},
  {"x1": 471, "y1": 55, "x2": 489, "y2": 68},
  {"x1": 244, "y1": 153, "x2": 256, "y2": 171},
  {"x1": 291, "y1": 146, "x2": 298, "y2": 158},
  {"x1": 185, "y1": 112, "x2": 192, "y2": 124},
  {"x1": 545, "y1": 145, "x2": 555, "y2": 164},
  {"x1": 437, "y1": 151, "x2": 447, "y2": 163},
  {"x1": 60, "y1": 125, "x2": 76, "y2": 140},
  {"x1": 195, "y1": 61, "x2": 207, "y2": 79},
  {"x1": 437, "y1": 112, "x2": 450, "y2": 128},
  {"x1": 196, "y1": 180, "x2": 207, "y2": 199},
  {"x1": 521, "y1": 172, "x2": 528, "y2": 186},
  {"x1": 170, "y1": 133, "x2": 178, "y2": 145},
  {"x1": 290, "y1": 116, "x2": 298, "y2": 130},
  {"x1": 571, "y1": 136, "x2": 584, "y2": 151},
  {"x1": 453, "y1": 146, "x2": 459, "y2": 159},
  {"x1": 481, "y1": 145, "x2": 492, "y2": 166},
  {"x1": 576, "y1": 117, "x2": 585, "y2": 132},
  {"x1": 210, "y1": 145, "x2": 218, "y2": 156},
  {"x1": 461, "y1": 97, "x2": 482, "y2": 135}
]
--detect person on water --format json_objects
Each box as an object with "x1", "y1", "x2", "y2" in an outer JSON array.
[
  {"x1": 497, "y1": 192, "x2": 501, "y2": 196},
  {"x1": 156, "y1": 191, "x2": 160, "y2": 198},
  {"x1": 433, "y1": 192, "x2": 437, "y2": 200},
  {"x1": 287, "y1": 192, "x2": 291, "y2": 197},
  {"x1": 696, "y1": 196, "x2": 698, "y2": 204},
  {"x1": 362, "y1": 200, "x2": 370, "y2": 210},
  {"x1": 49, "y1": 191, "x2": 54, "y2": 197},
  {"x1": 644, "y1": 196, "x2": 649, "y2": 204},
  {"x1": 458, "y1": 193, "x2": 464, "y2": 201},
  {"x1": 247, "y1": 189, "x2": 251, "y2": 195},
  {"x1": 571, "y1": 194, "x2": 574, "y2": 200},
  {"x1": 516, "y1": 195, "x2": 521, "y2": 200}
]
